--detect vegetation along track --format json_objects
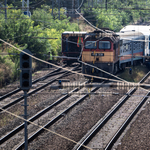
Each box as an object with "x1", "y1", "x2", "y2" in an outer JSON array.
[
  {"x1": 73, "y1": 71, "x2": 150, "y2": 150},
  {"x1": 0, "y1": 64, "x2": 80, "y2": 112},
  {"x1": 0, "y1": 79, "x2": 100, "y2": 149}
]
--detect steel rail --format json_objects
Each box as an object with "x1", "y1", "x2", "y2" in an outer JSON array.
[
  {"x1": 15, "y1": 87, "x2": 100, "y2": 150},
  {"x1": 105, "y1": 91, "x2": 150, "y2": 149},
  {"x1": 0, "y1": 67, "x2": 62, "y2": 101},
  {"x1": 0, "y1": 65, "x2": 80, "y2": 113},
  {"x1": 139, "y1": 71, "x2": 150, "y2": 83},
  {"x1": 0, "y1": 80, "x2": 88, "y2": 145},
  {"x1": 73, "y1": 88, "x2": 136, "y2": 150},
  {"x1": 73, "y1": 71, "x2": 150, "y2": 150}
]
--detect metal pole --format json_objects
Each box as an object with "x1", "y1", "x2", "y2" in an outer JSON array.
[
  {"x1": 5, "y1": 0, "x2": 7, "y2": 23},
  {"x1": 58, "y1": 0, "x2": 60, "y2": 19},
  {"x1": 22, "y1": 0, "x2": 24, "y2": 12},
  {"x1": 24, "y1": 91, "x2": 28, "y2": 150},
  {"x1": 78, "y1": 0, "x2": 80, "y2": 12},
  {"x1": 74, "y1": 0, "x2": 75, "y2": 17},
  {"x1": 78, "y1": 19, "x2": 80, "y2": 31},
  {"x1": 72, "y1": 0, "x2": 73, "y2": 15},
  {"x1": 52, "y1": 0, "x2": 54, "y2": 16},
  {"x1": 92, "y1": 0, "x2": 93, "y2": 7},
  {"x1": 106, "y1": 0, "x2": 107, "y2": 11},
  {"x1": 22, "y1": 0, "x2": 29, "y2": 15},
  {"x1": 27, "y1": 0, "x2": 29, "y2": 16},
  {"x1": 131, "y1": 41, "x2": 133, "y2": 66}
]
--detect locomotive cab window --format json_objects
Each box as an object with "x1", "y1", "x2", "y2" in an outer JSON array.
[
  {"x1": 99, "y1": 41, "x2": 111, "y2": 49},
  {"x1": 85, "y1": 41, "x2": 97, "y2": 49}
]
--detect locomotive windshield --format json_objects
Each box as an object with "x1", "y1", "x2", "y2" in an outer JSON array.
[
  {"x1": 99, "y1": 41, "x2": 111, "y2": 49},
  {"x1": 85, "y1": 41, "x2": 97, "y2": 49}
]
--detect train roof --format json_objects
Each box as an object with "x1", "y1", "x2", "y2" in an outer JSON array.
[
  {"x1": 85, "y1": 32, "x2": 119, "y2": 43},
  {"x1": 117, "y1": 30, "x2": 150, "y2": 42},
  {"x1": 62, "y1": 31, "x2": 87, "y2": 36},
  {"x1": 120, "y1": 25, "x2": 150, "y2": 36},
  {"x1": 116, "y1": 31, "x2": 145, "y2": 40},
  {"x1": 117, "y1": 31, "x2": 144, "y2": 36}
]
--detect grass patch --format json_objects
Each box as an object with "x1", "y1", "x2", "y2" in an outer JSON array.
[{"x1": 117, "y1": 65, "x2": 149, "y2": 82}]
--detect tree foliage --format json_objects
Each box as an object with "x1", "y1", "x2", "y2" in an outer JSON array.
[
  {"x1": 83, "y1": 0, "x2": 150, "y2": 31},
  {"x1": 0, "y1": 4, "x2": 78, "y2": 58},
  {"x1": 0, "y1": 3, "x2": 79, "y2": 83}
]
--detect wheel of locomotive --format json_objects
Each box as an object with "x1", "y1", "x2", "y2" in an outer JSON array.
[
  {"x1": 133, "y1": 60, "x2": 137, "y2": 66},
  {"x1": 66, "y1": 61, "x2": 71, "y2": 66},
  {"x1": 114, "y1": 63, "x2": 118, "y2": 74},
  {"x1": 121, "y1": 63, "x2": 126, "y2": 71}
]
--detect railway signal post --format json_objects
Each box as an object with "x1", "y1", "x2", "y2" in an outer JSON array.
[{"x1": 20, "y1": 49, "x2": 32, "y2": 150}]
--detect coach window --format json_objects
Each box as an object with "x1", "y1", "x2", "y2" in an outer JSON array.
[
  {"x1": 85, "y1": 41, "x2": 97, "y2": 49},
  {"x1": 121, "y1": 47, "x2": 123, "y2": 53},
  {"x1": 123, "y1": 45, "x2": 125, "y2": 52},
  {"x1": 99, "y1": 41, "x2": 111, "y2": 49},
  {"x1": 126, "y1": 44, "x2": 128, "y2": 51}
]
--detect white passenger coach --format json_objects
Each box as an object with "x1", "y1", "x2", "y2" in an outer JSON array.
[{"x1": 120, "y1": 25, "x2": 150, "y2": 56}]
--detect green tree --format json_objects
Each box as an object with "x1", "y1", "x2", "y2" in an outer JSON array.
[{"x1": 0, "y1": 7, "x2": 48, "y2": 59}]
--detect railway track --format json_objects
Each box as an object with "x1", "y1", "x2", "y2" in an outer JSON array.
[
  {"x1": 0, "y1": 73, "x2": 128, "y2": 150},
  {"x1": 0, "y1": 65, "x2": 80, "y2": 113},
  {"x1": 0, "y1": 63, "x2": 82, "y2": 100},
  {"x1": 73, "y1": 71, "x2": 150, "y2": 150},
  {"x1": 0, "y1": 67, "x2": 62, "y2": 98},
  {"x1": 0, "y1": 67, "x2": 61, "y2": 101},
  {"x1": 1, "y1": 66, "x2": 149, "y2": 149},
  {"x1": 0, "y1": 80, "x2": 102, "y2": 149}
]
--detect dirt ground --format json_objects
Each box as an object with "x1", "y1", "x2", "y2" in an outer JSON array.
[{"x1": 28, "y1": 86, "x2": 125, "y2": 150}]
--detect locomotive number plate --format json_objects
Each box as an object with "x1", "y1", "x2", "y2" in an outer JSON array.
[{"x1": 91, "y1": 53, "x2": 104, "y2": 56}]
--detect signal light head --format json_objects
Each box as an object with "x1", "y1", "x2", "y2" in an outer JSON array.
[
  {"x1": 22, "y1": 73, "x2": 29, "y2": 79},
  {"x1": 22, "y1": 81, "x2": 29, "y2": 87},
  {"x1": 22, "y1": 54, "x2": 29, "y2": 60},
  {"x1": 23, "y1": 62, "x2": 29, "y2": 68},
  {"x1": 20, "y1": 49, "x2": 32, "y2": 91},
  {"x1": 20, "y1": 50, "x2": 32, "y2": 69}
]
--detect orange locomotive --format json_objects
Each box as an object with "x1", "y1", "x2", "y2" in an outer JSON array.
[
  {"x1": 82, "y1": 29, "x2": 145, "y2": 78},
  {"x1": 82, "y1": 30, "x2": 120, "y2": 77}
]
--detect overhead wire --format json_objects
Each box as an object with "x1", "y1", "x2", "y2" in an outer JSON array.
[
  {"x1": 76, "y1": 0, "x2": 84, "y2": 11},
  {"x1": 0, "y1": 38, "x2": 127, "y2": 83},
  {"x1": 75, "y1": 9, "x2": 104, "y2": 32},
  {"x1": 30, "y1": 0, "x2": 44, "y2": 7},
  {"x1": 74, "y1": 8, "x2": 128, "y2": 81},
  {"x1": 76, "y1": 38, "x2": 128, "y2": 82},
  {"x1": 27, "y1": 32, "x2": 149, "y2": 80},
  {"x1": 3, "y1": 26, "x2": 128, "y2": 82},
  {"x1": 1, "y1": 5, "x2": 147, "y2": 81},
  {"x1": 1, "y1": 0, "x2": 147, "y2": 82},
  {"x1": 0, "y1": 1, "x2": 149, "y2": 82},
  {"x1": 0, "y1": 1, "x2": 148, "y2": 146}
]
